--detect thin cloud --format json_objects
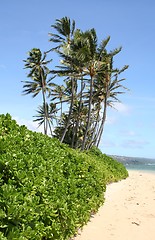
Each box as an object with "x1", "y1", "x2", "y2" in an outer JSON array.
[
  {"x1": 13, "y1": 116, "x2": 44, "y2": 133},
  {"x1": 105, "y1": 103, "x2": 131, "y2": 126},
  {"x1": 101, "y1": 139, "x2": 117, "y2": 148},
  {"x1": 121, "y1": 139, "x2": 149, "y2": 149},
  {"x1": 128, "y1": 96, "x2": 155, "y2": 102},
  {"x1": 120, "y1": 130, "x2": 137, "y2": 137},
  {"x1": 0, "y1": 64, "x2": 6, "y2": 69},
  {"x1": 112, "y1": 102, "x2": 131, "y2": 115},
  {"x1": 105, "y1": 115, "x2": 117, "y2": 125},
  {"x1": 13, "y1": 116, "x2": 54, "y2": 136}
]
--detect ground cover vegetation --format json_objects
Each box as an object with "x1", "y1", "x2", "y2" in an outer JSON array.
[
  {"x1": 0, "y1": 114, "x2": 128, "y2": 239},
  {"x1": 22, "y1": 16, "x2": 129, "y2": 150}
]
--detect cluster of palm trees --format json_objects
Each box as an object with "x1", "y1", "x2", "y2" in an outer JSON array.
[{"x1": 22, "y1": 16, "x2": 129, "y2": 150}]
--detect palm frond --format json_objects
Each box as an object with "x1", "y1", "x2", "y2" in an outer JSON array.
[{"x1": 109, "y1": 46, "x2": 122, "y2": 57}]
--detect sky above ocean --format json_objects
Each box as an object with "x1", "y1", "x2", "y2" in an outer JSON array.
[{"x1": 0, "y1": 0, "x2": 155, "y2": 158}]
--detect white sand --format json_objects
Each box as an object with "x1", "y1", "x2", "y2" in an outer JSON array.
[{"x1": 74, "y1": 171, "x2": 155, "y2": 240}]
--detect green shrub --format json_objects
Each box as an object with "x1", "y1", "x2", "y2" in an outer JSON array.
[
  {"x1": 0, "y1": 114, "x2": 128, "y2": 239},
  {"x1": 86, "y1": 146, "x2": 128, "y2": 183}
]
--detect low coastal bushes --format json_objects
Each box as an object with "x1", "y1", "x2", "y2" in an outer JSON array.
[
  {"x1": 86, "y1": 147, "x2": 128, "y2": 183},
  {"x1": 0, "y1": 114, "x2": 128, "y2": 240}
]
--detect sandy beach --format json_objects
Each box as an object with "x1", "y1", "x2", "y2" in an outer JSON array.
[{"x1": 74, "y1": 170, "x2": 155, "y2": 240}]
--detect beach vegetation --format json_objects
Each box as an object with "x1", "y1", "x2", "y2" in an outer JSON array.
[{"x1": 0, "y1": 113, "x2": 128, "y2": 239}]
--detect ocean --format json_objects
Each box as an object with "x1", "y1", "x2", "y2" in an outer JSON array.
[
  {"x1": 125, "y1": 162, "x2": 155, "y2": 173},
  {"x1": 112, "y1": 156, "x2": 155, "y2": 173}
]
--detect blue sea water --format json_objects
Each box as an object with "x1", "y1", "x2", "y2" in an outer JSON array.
[
  {"x1": 125, "y1": 162, "x2": 155, "y2": 173},
  {"x1": 115, "y1": 156, "x2": 155, "y2": 173}
]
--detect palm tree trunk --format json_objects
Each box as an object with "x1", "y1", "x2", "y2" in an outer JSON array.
[
  {"x1": 48, "y1": 113, "x2": 53, "y2": 136},
  {"x1": 96, "y1": 94, "x2": 107, "y2": 147},
  {"x1": 81, "y1": 75, "x2": 93, "y2": 150},
  {"x1": 73, "y1": 78, "x2": 84, "y2": 149},
  {"x1": 41, "y1": 89, "x2": 48, "y2": 135},
  {"x1": 41, "y1": 71, "x2": 51, "y2": 135},
  {"x1": 60, "y1": 78, "x2": 75, "y2": 143},
  {"x1": 71, "y1": 118, "x2": 76, "y2": 148},
  {"x1": 88, "y1": 107, "x2": 100, "y2": 149},
  {"x1": 96, "y1": 67, "x2": 110, "y2": 147}
]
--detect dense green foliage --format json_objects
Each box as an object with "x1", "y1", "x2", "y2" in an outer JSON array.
[
  {"x1": 86, "y1": 147, "x2": 128, "y2": 183},
  {"x1": 0, "y1": 114, "x2": 128, "y2": 239}
]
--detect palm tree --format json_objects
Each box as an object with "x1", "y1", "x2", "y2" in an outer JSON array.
[
  {"x1": 95, "y1": 54, "x2": 129, "y2": 147},
  {"x1": 50, "y1": 27, "x2": 113, "y2": 150},
  {"x1": 49, "y1": 17, "x2": 80, "y2": 143},
  {"x1": 22, "y1": 48, "x2": 54, "y2": 135},
  {"x1": 50, "y1": 84, "x2": 67, "y2": 121},
  {"x1": 60, "y1": 77, "x2": 78, "y2": 143},
  {"x1": 33, "y1": 103, "x2": 58, "y2": 135},
  {"x1": 48, "y1": 17, "x2": 129, "y2": 149},
  {"x1": 77, "y1": 31, "x2": 110, "y2": 150},
  {"x1": 48, "y1": 16, "x2": 75, "y2": 53},
  {"x1": 53, "y1": 113, "x2": 73, "y2": 145},
  {"x1": 22, "y1": 16, "x2": 129, "y2": 150}
]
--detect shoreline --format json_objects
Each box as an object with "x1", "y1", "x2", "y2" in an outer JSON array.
[{"x1": 74, "y1": 170, "x2": 155, "y2": 240}]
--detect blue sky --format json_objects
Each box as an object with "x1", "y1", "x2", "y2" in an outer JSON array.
[{"x1": 0, "y1": 0, "x2": 155, "y2": 159}]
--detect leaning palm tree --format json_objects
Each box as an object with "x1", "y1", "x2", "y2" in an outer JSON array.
[
  {"x1": 48, "y1": 16, "x2": 75, "y2": 54},
  {"x1": 49, "y1": 17, "x2": 80, "y2": 143},
  {"x1": 22, "y1": 16, "x2": 129, "y2": 149},
  {"x1": 50, "y1": 28, "x2": 112, "y2": 150},
  {"x1": 75, "y1": 30, "x2": 110, "y2": 150},
  {"x1": 48, "y1": 17, "x2": 129, "y2": 149},
  {"x1": 95, "y1": 55, "x2": 129, "y2": 147},
  {"x1": 50, "y1": 84, "x2": 67, "y2": 121},
  {"x1": 22, "y1": 48, "x2": 54, "y2": 135},
  {"x1": 33, "y1": 103, "x2": 58, "y2": 135}
]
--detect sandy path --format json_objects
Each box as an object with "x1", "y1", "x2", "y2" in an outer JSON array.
[{"x1": 74, "y1": 171, "x2": 155, "y2": 240}]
